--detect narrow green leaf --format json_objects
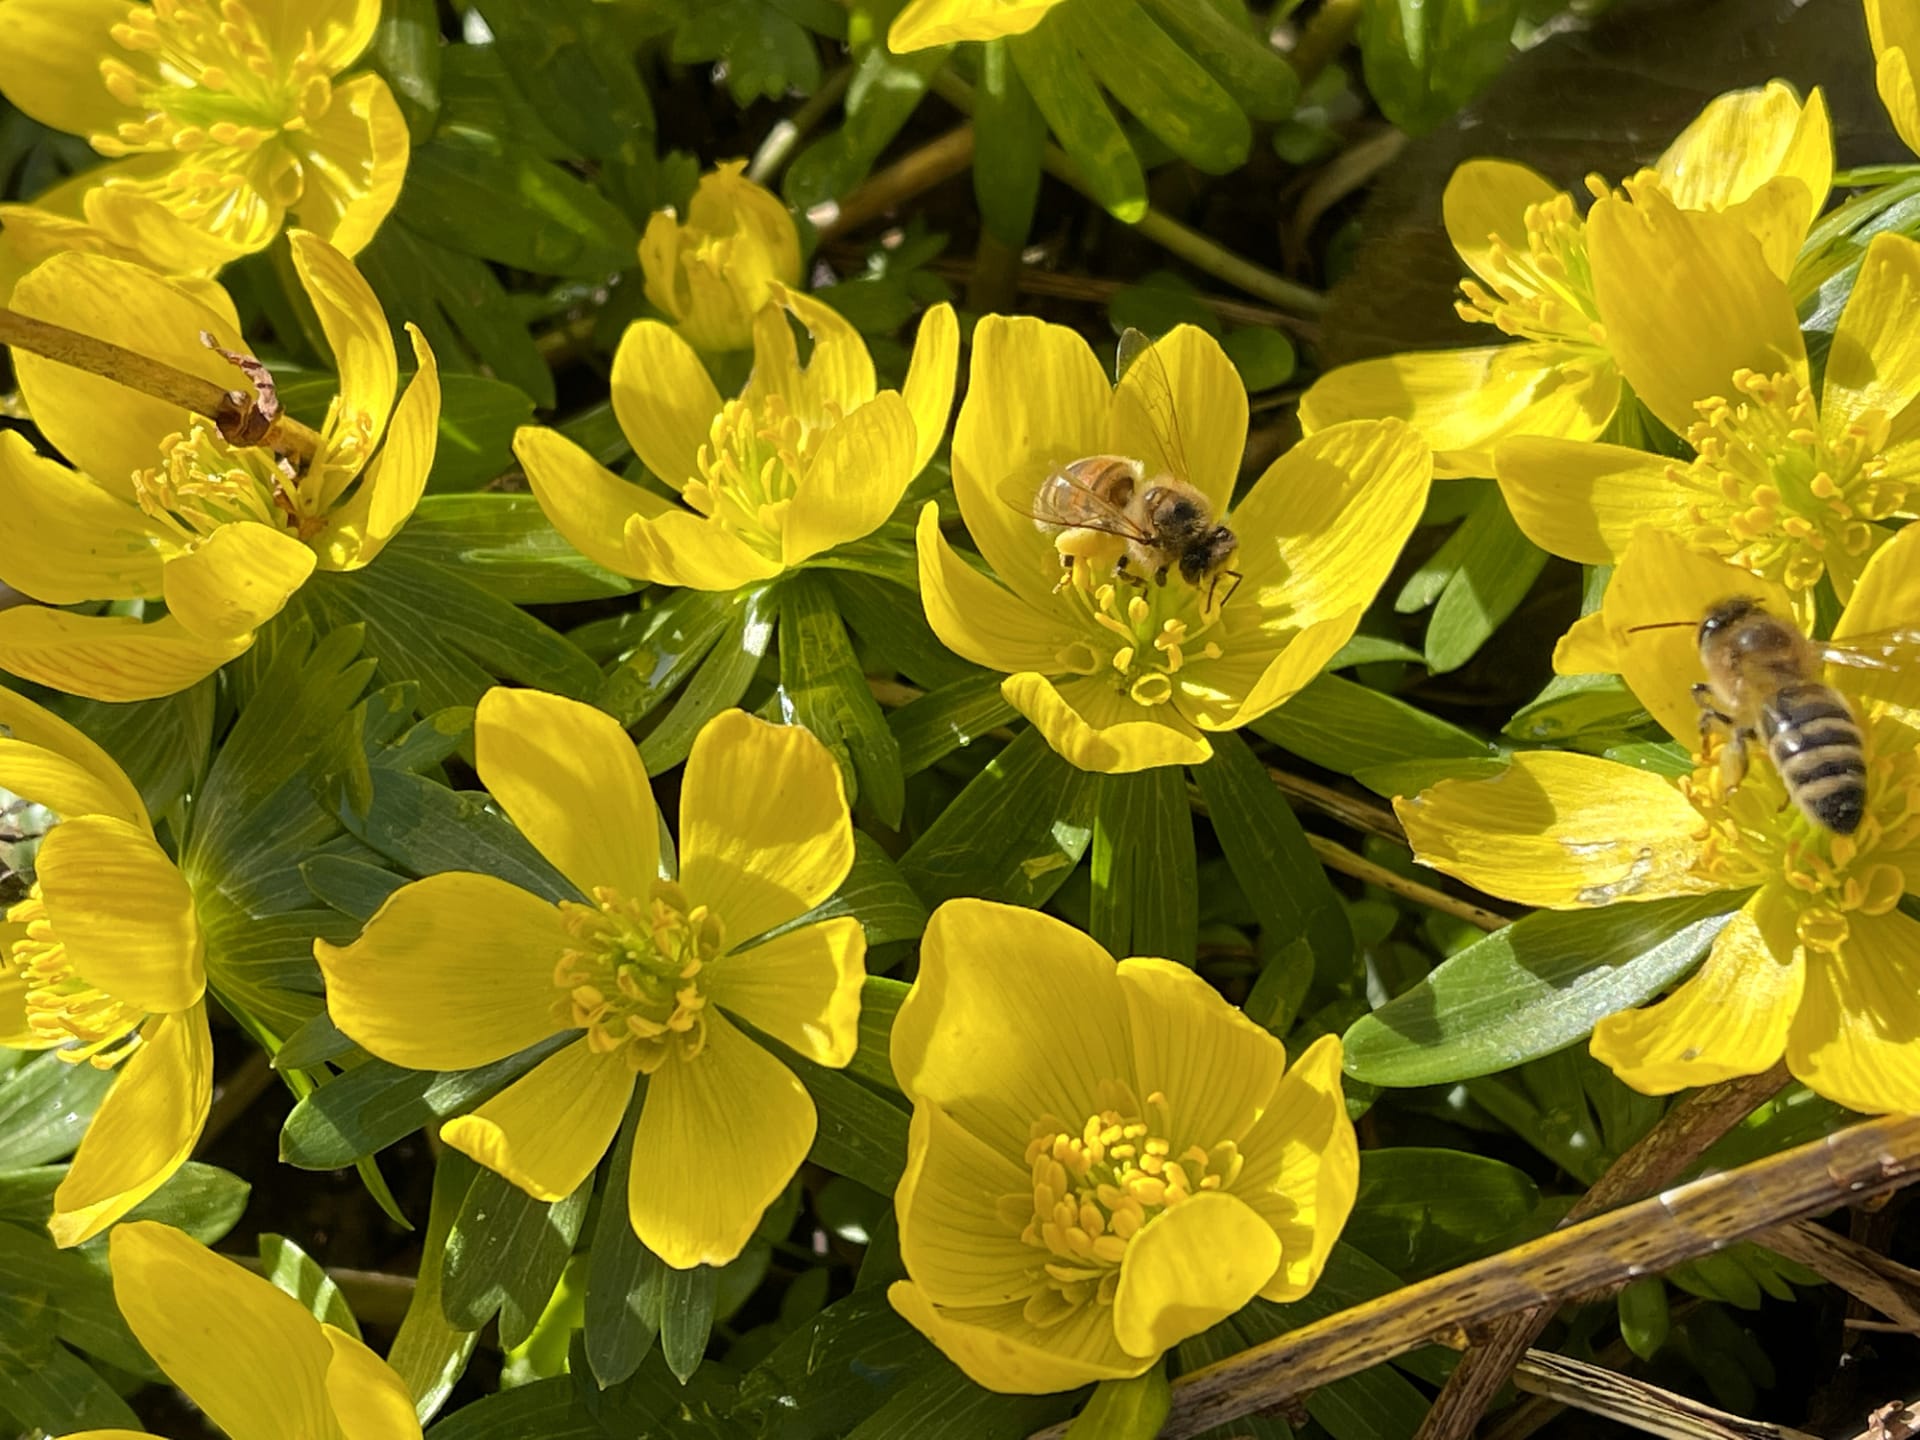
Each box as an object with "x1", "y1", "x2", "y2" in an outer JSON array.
[
  {"x1": 0, "y1": 1335, "x2": 140, "y2": 1434},
  {"x1": 660, "y1": 1263, "x2": 718, "y2": 1384},
  {"x1": 467, "y1": 0, "x2": 655, "y2": 161},
  {"x1": 1064, "y1": 0, "x2": 1249, "y2": 172},
  {"x1": 1067, "y1": 1367, "x2": 1171, "y2": 1438},
  {"x1": 585, "y1": 1105, "x2": 666, "y2": 1388},
  {"x1": 258, "y1": 1234, "x2": 360, "y2": 1338},
  {"x1": 784, "y1": 1048, "x2": 909, "y2": 1196},
  {"x1": 736, "y1": 1289, "x2": 927, "y2": 1435},
  {"x1": 387, "y1": 1150, "x2": 483, "y2": 1422},
  {"x1": 973, "y1": 39, "x2": 1046, "y2": 245},
  {"x1": 765, "y1": 833, "x2": 929, "y2": 949},
  {"x1": 829, "y1": 573, "x2": 985, "y2": 691},
  {"x1": 780, "y1": 572, "x2": 907, "y2": 827},
  {"x1": 1251, "y1": 673, "x2": 1495, "y2": 785},
  {"x1": 52, "y1": 678, "x2": 214, "y2": 819},
  {"x1": 784, "y1": 44, "x2": 949, "y2": 206},
  {"x1": 1342, "y1": 892, "x2": 1745, "y2": 1086},
  {"x1": 118, "y1": 1161, "x2": 252, "y2": 1243},
  {"x1": 890, "y1": 673, "x2": 1017, "y2": 778},
  {"x1": 1010, "y1": 17, "x2": 1146, "y2": 222},
  {"x1": 1359, "y1": 0, "x2": 1519, "y2": 136},
  {"x1": 1090, "y1": 765, "x2": 1197, "y2": 963},
  {"x1": 395, "y1": 491, "x2": 629, "y2": 598},
  {"x1": 1618, "y1": 1276, "x2": 1670, "y2": 1360},
  {"x1": 341, "y1": 769, "x2": 574, "y2": 902},
  {"x1": 367, "y1": 0, "x2": 441, "y2": 140},
  {"x1": 597, "y1": 588, "x2": 738, "y2": 723},
  {"x1": 639, "y1": 585, "x2": 777, "y2": 773},
  {"x1": 847, "y1": 1364, "x2": 1071, "y2": 1439},
  {"x1": 1422, "y1": 491, "x2": 1549, "y2": 673},
  {"x1": 0, "y1": 1049, "x2": 112, "y2": 1168},
  {"x1": 301, "y1": 854, "x2": 407, "y2": 924},
  {"x1": 1345, "y1": 1148, "x2": 1541, "y2": 1277},
  {"x1": 1137, "y1": 0, "x2": 1298, "y2": 120},
  {"x1": 442, "y1": 1167, "x2": 590, "y2": 1343},
  {"x1": 848, "y1": 975, "x2": 907, "y2": 1093}
]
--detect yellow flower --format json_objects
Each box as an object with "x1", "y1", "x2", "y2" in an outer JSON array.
[
  {"x1": 1495, "y1": 194, "x2": 1920, "y2": 620},
  {"x1": 0, "y1": 686, "x2": 209, "y2": 1248},
  {"x1": 1398, "y1": 525, "x2": 1920, "y2": 1115},
  {"x1": 889, "y1": 0, "x2": 1067, "y2": 49},
  {"x1": 316, "y1": 694, "x2": 866, "y2": 1269},
  {"x1": 0, "y1": 164, "x2": 228, "y2": 305},
  {"x1": 1298, "y1": 82, "x2": 1830, "y2": 478},
  {"x1": 0, "y1": 0, "x2": 407, "y2": 265},
  {"x1": 888, "y1": 899, "x2": 1357, "y2": 1393},
  {"x1": 0, "y1": 231, "x2": 439, "y2": 702},
  {"x1": 639, "y1": 161, "x2": 802, "y2": 353},
  {"x1": 61, "y1": 1221, "x2": 421, "y2": 1440},
  {"x1": 1867, "y1": 0, "x2": 1920, "y2": 156},
  {"x1": 513, "y1": 288, "x2": 958, "y2": 591},
  {"x1": 919, "y1": 318, "x2": 1430, "y2": 773}
]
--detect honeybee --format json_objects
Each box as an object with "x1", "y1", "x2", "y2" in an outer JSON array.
[
  {"x1": 1013, "y1": 329, "x2": 1241, "y2": 608},
  {"x1": 1633, "y1": 597, "x2": 1920, "y2": 834}
]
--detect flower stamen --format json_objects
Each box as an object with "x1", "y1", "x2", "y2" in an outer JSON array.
[
  {"x1": 5, "y1": 890, "x2": 145, "y2": 1067},
  {"x1": 553, "y1": 881, "x2": 722, "y2": 1073}
]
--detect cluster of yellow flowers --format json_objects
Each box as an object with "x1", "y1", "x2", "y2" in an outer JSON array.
[{"x1": 4, "y1": 0, "x2": 1920, "y2": 1418}]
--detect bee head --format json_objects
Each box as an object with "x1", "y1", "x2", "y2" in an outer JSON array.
[
  {"x1": 1179, "y1": 526, "x2": 1239, "y2": 584},
  {"x1": 1699, "y1": 596, "x2": 1765, "y2": 646}
]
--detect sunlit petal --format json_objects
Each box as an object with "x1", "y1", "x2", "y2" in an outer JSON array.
[
  {"x1": 903, "y1": 302, "x2": 960, "y2": 476},
  {"x1": 1788, "y1": 906, "x2": 1920, "y2": 1114},
  {"x1": 1112, "y1": 1191, "x2": 1278, "y2": 1357},
  {"x1": 1004, "y1": 671, "x2": 1213, "y2": 773},
  {"x1": 782, "y1": 392, "x2": 917, "y2": 566},
  {"x1": 0, "y1": 431, "x2": 168, "y2": 603},
  {"x1": 706, "y1": 917, "x2": 865, "y2": 1067},
  {"x1": 513, "y1": 424, "x2": 663, "y2": 578},
  {"x1": 37, "y1": 814, "x2": 204, "y2": 1015},
  {"x1": 610, "y1": 321, "x2": 723, "y2": 490},
  {"x1": 0, "y1": 608, "x2": 250, "y2": 703},
  {"x1": 441, "y1": 1037, "x2": 634, "y2": 1202},
  {"x1": 1495, "y1": 436, "x2": 1691, "y2": 565},
  {"x1": 312, "y1": 325, "x2": 439, "y2": 570},
  {"x1": 160, "y1": 522, "x2": 315, "y2": 642}
]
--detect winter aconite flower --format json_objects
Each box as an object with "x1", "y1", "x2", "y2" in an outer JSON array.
[
  {"x1": 317, "y1": 693, "x2": 865, "y2": 1268},
  {"x1": 0, "y1": 0, "x2": 408, "y2": 265},
  {"x1": 889, "y1": 900, "x2": 1357, "y2": 1393},
  {"x1": 639, "y1": 161, "x2": 802, "y2": 353},
  {"x1": 889, "y1": 0, "x2": 1066, "y2": 48},
  {"x1": 514, "y1": 288, "x2": 957, "y2": 591},
  {"x1": 1867, "y1": 0, "x2": 1920, "y2": 156},
  {"x1": 0, "y1": 686, "x2": 209, "y2": 1248},
  {"x1": 0, "y1": 232, "x2": 439, "y2": 702},
  {"x1": 61, "y1": 1222, "x2": 421, "y2": 1440},
  {"x1": 1399, "y1": 526, "x2": 1920, "y2": 1115},
  {"x1": 1299, "y1": 82, "x2": 1830, "y2": 477},
  {"x1": 919, "y1": 318, "x2": 1430, "y2": 773},
  {"x1": 1496, "y1": 197, "x2": 1920, "y2": 619}
]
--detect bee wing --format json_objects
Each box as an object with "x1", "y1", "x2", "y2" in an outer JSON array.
[
  {"x1": 996, "y1": 466, "x2": 1156, "y2": 541},
  {"x1": 1818, "y1": 627, "x2": 1920, "y2": 672},
  {"x1": 1113, "y1": 327, "x2": 1193, "y2": 487}
]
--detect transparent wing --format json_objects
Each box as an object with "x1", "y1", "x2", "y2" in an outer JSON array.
[
  {"x1": 1819, "y1": 627, "x2": 1920, "y2": 672},
  {"x1": 996, "y1": 466, "x2": 1154, "y2": 542},
  {"x1": 1113, "y1": 327, "x2": 1192, "y2": 487}
]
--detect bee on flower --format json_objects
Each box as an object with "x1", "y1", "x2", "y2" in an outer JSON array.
[
  {"x1": 0, "y1": 0, "x2": 407, "y2": 269},
  {"x1": 888, "y1": 899, "x2": 1357, "y2": 1392},
  {"x1": 0, "y1": 232, "x2": 438, "y2": 701},
  {"x1": 639, "y1": 161, "x2": 803, "y2": 353},
  {"x1": 1398, "y1": 525, "x2": 1920, "y2": 1116},
  {"x1": 316, "y1": 694, "x2": 866, "y2": 1268},
  {"x1": 1298, "y1": 82, "x2": 1830, "y2": 477},
  {"x1": 918, "y1": 317, "x2": 1430, "y2": 774},
  {"x1": 513, "y1": 287, "x2": 957, "y2": 591}
]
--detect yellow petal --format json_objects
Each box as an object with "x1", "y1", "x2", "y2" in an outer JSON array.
[
  {"x1": 746, "y1": 285, "x2": 878, "y2": 424},
  {"x1": 622, "y1": 505, "x2": 787, "y2": 590},
  {"x1": 37, "y1": 814, "x2": 204, "y2": 1015},
  {"x1": 782, "y1": 392, "x2": 918, "y2": 566},
  {"x1": 323, "y1": 1325, "x2": 423, "y2": 1440},
  {"x1": 903, "y1": 302, "x2": 960, "y2": 476},
  {"x1": 254, "y1": 0, "x2": 382, "y2": 71},
  {"x1": 0, "y1": 739, "x2": 144, "y2": 833},
  {"x1": 0, "y1": 687, "x2": 146, "y2": 826},
  {"x1": 889, "y1": 0, "x2": 1066, "y2": 48},
  {"x1": 474, "y1": 687, "x2": 658, "y2": 900},
  {"x1": 50, "y1": 1008, "x2": 212, "y2": 1248},
  {"x1": 512, "y1": 424, "x2": 662, "y2": 578},
  {"x1": 1112, "y1": 1191, "x2": 1279, "y2": 1358},
  {"x1": 1003, "y1": 671, "x2": 1212, "y2": 773},
  {"x1": 1787, "y1": 907, "x2": 1920, "y2": 1114},
  {"x1": 80, "y1": 169, "x2": 252, "y2": 273},
  {"x1": 1495, "y1": 437, "x2": 1690, "y2": 564},
  {"x1": 679, "y1": 709, "x2": 854, "y2": 942},
  {"x1": 287, "y1": 72, "x2": 410, "y2": 257},
  {"x1": 610, "y1": 321, "x2": 722, "y2": 490},
  {"x1": 1868, "y1": 0, "x2": 1920, "y2": 156},
  {"x1": 1656, "y1": 82, "x2": 1831, "y2": 269},
  {"x1": 1442, "y1": 158, "x2": 1564, "y2": 293},
  {"x1": 1182, "y1": 611, "x2": 1364, "y2": 734},
  {"x1": 0, "y1": 0, "x2": 129, "y2": 140},
  {"x1": 1229, "y1": 418, "x2": 1432, "y2": 626},
  {"x1": 1396, "y1": 750, "x2": 1717, "y2": 909},
  {"x1": 105, "y1": 1219, "x2": 336, "y2": 1439},
  {"x1": 314, "y1": 872, "x2": 568, "y2": 1070},
  {"x1": 9, "y1": 253, "x2": 245, "y2": 503},
  {"x1": 440, "y1": 1037, "x2": 634, "y2": 1202},
  {"x1": 629, "y1": 1012, "x2": 813, "y2": 1268},
  {"x1": 1834, "y1": 520, "x2": 1920, "y2": 716},
  {"x1": 160, "y1": 522, "x2": 315, "y2": 642},
  {"x1": 951, "y1": 314, "x2": 1115, "y2": 610},
  {"x1": 895, "y1": 1103, "x2": 1039, "y2": 1307},
  {"x1": 1587, "y1": 188, "x2": 1808, "y2": 438},
  {"x1": 706, "y1": 916, "x2": 865, "y2": 1067},
  {"x1": 891, "y1": 898, "x2": 1131, "y2": 1156},
  {"x1": 1236, "y1": 1033, "x2": 1358, "y2": 1303},
  {"x1": 0, "y1": 608, "x2": 250, "y2": 703},
  {"x1": 0, "y1": 431, "x2": 168, "y2": 603},
  {"x1": 1297, "y1": 343, "x2": 1618, "y2": 480},
  {"x1": 643, "y1": 162, "x2": 800, "y2": 351},
  {"x1": 1592, "y1": 888, "x2": 1800, "y2": 1094},
  {"x1": 312, "y1": 325, "x2": 439, "y2": 570},
  {"x1": 1823, "y1": 232, "x2": 1920, "y2": 442},
  {"x1": 887, "y1": 1281, "x2": 1145, "y2": 1393},
  {"x1": 1111, "y1": 325, "x2": 1244, "y2": 517},
  {"x1": 915, "y1": 503, "x2": 1085, "y2": 673},
  {"x1": 290, "y1": 229, "x2": 398, "y2": 482},
  {"x1": 0, "y1": 939, "x2": 43, "y2": 1048},
  {"x1": 1554, "y1": 612, "x2": 1620, "y2": 677},
  {"x1": 1116, "y1": 958, "x2": 1285, "y2": 1144}
]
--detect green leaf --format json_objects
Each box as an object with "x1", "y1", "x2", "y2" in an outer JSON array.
[
  {"x1": 423, "y1": 1360, "x2": 736, "y2": 1438},
  {"x1": 340, "y1": 769, "x2": 574, "y2": 902},
  {"x1": 0, "y1": 1049, "x2": 112, "y2": 1168},
  {"x1": 391, "y1": 493, "x2": 634, "y2": 603},
  {"x1": 426, "y1": 377, "x2": 537, "y2": 491},
  {"x1": 1063, "y1": 0, "x2": 1249, "y2": 173},
  {"x1": 596, "y1": 588, "x2": 739, "y2": 724},
  {"x1": 830, "y1": 572, "x2": 986, "y2": 691},
  {"x1": 1505, "y1": 672, "x2": 1651, "y2": 745},
  {"x1": 1416, "y1": 489, "x2": 1549, "y2": 673},
  {"x1": 779, "y1": 572, "x2": 907, "y2": 827},
  {"x1": 974, "y1": 40, "x2": 1046, "y2": 245},
  {"x1": 889, "y1": 673, "x2": 1017, "y2": 778},
  {"x1": 1221, "y1": 326, "x2": 1297, "y2": 391},
  {"x1": 1342, "y1": 892, "x2": 1745, "y2": 1086},
  {"x1": 1194, "y1": 731, "x2": 1354, "y2": 984},
  {"x1": 52, "y1": 678, "x2": 214, "y2": 818},
  {"x1": 367, "y1": 0, "x2": 441, "y2": 140},
  {"x1": 1090, "y1": 765, "x2": 1197, "y2": 963},
  {"x1": 1067, "y1": 1368, "x2": 1171, "y2": 1438},
  {"x1": 0, "y1": 1219, "x2": 150, "y2": 1377},
  {"x1": 785, "y1": 43, "x2": 949, "y2": 206},
  {"x1": 672, "y1": 0, "x2": 823, "y2": 104},
  {"x1": 661, "y1": 1262, "x2": 717, "y2": 1383},
  {"x1": 1137, "y1": 0, "x2": 1299, "y2": 121},
  {"x1": 848, "y1": 975, "x2": 907, "y2": 1095},
  {"x1": 1345, "y1": 1148, "x2": 1541, "y2": 1277},
  {"x1": 1011, "y1": 16, "x2": 1146, "y2": 222},
  {"x1": 638, "y1": 585, "x2": 778, "y2": 773},
  {"x1": 0, "y1": 1333, "x2": 139, "y2": 1435},
  {"x1": 259, "y1": 1233, "x2": 360, "y2": 1338},
  {"x1": 1359, "y1": 0, "x2": 1520, "y2": 136},
  {"x1": 442, "y1": 1166, "x2": 591, "y2": 1345},
  {"x1": 116, "y1": 1160, "x2": 251, "y2": 1243},
  {"x1": 467, "y1": 0, "x2": 655, "y2": 162},
  {"x1": 783, "y1": 1046, "x2": 909, "y2": 1196},
  {"x1": 1251, "y1": 673, "x2": 1495, "y2": 786},
  {"x1": 846, "y1": 1363, "x2": 1072, "y2": 1439},
  {"x1": 1617, "y1": 1276, "x2": 1670, "y2": 1360},
  {"x1": 585, "y1": 1108, "x2": 667, "y2": 1388},
  {"x1": 897, "y1": 728, "x2": 1097, "y2": 909},
  {"x1": 387, "y1": 1150, "x2": 483, "y2": 1421},
  {"x1": 763, "y1": 833, "x2": 929, "y2": 950},
  {"x1": 736, "y1": 1288, "x2": 928, "y2": 1438},
  {"x1": 301, "y1": 854, "x2": 408, "y2": 925}
]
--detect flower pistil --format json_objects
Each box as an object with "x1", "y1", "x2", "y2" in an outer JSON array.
[{"x1": 554, "y1": 881, "x2": 722, "y2": 1072}]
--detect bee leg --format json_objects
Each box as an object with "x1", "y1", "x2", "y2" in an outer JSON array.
[
  {"x1": 1719, "y1": 730, "x2": 1752, "y2": 792},
  {"x1": 1154, "y1": 565, "x2": 1170, "y2": 587}
]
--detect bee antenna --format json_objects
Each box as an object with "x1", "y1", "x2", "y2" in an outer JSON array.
[{"x1": 1625, "y1": 620, "x2": 1700, "y2": 634}]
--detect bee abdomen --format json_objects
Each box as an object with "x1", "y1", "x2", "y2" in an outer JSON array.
[{"x1": 1765, "y1": 685, "x2": 1866, "y2": 834}]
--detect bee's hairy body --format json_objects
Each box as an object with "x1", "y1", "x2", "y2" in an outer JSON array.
[
  {"x1": 1694, "y1": 598, "x2": 1867, "y2": 835},
  {"x1": 1038, "y1": 456, "x2": 1239, "y2": 591}
]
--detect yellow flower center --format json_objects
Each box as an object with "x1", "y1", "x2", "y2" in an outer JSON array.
[
  {"x1": 132, "y1": 419, "x2": 316, "y2": 542},
  {"x1": 1009, "y1": 1088, "x2": 1242, "y2": 1330},
  {"x1": 552, "y1": 881, "x2": 720, "y2": 1073},
  {"x1": 1453, "y1": 182, "x2": 1608, "y2": 351},
  {"x1": 1671, "y1": 369, "x2": 1906, "y2": 595},
  {"x1": 682, "y1": 393, "x2": 831, "y2": 560},
  {"x1": 3, "y1": 888, "x2": 145, "y2": 1068},
  {"x1": 1055, "y1": 568, "x2": 1225, "y2": 709},
  {"x1": 1683, "y1": 720, "x2": 1920, "y2": 952},
  {"x1": 92, "y1": 0, "x2": 331, "y2": 219}
]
